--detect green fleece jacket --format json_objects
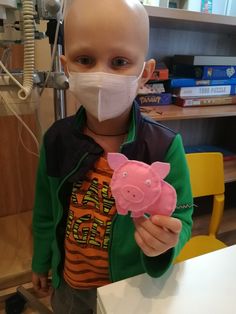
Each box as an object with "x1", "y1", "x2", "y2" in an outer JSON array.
[{"x1": 32, "y1": 104, "x2": 193, "y2": 288}]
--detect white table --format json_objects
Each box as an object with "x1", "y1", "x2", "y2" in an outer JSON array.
[{"x1": 97, "y1": 245, "x2": 236, "y2": 314}]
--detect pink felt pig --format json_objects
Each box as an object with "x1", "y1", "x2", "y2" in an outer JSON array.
[{"x1": 107, "y1": 153, "x2": 177, "y2": 218}]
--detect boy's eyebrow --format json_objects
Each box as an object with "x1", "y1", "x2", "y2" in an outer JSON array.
[
  {"x1": 68, "y1": 46, "x2": 95, "y2": 56},
  {"x1": 68, "y1": 44, "x2": 139, "y2": 58}
]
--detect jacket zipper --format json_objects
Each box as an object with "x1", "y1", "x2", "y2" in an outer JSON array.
[
  {"x1": 56, "y1": 152, "x2": 89, "y2": 216},
  {"x1": 55, "y1": 152, "x2": 89, "y2": 271}
]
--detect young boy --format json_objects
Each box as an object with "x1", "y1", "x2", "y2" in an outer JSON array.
[{"x1": 32, "y1": 0, "x2": 193, "y2": 313}]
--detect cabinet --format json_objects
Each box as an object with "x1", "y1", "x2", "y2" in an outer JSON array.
[
  {"x1": 0, "y1": 47, "x2": 38, "y2": 293},
  {"x1": 143, "y1": 6, "x2": 236, "y2": 187}
]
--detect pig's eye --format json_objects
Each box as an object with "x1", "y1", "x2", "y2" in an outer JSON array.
[
  {"x1": 122, "y1": 171, "x2": 128, "y2": 177},
  {"x1": 145, "y1": 179, "x2": 151, "y2": 186}
]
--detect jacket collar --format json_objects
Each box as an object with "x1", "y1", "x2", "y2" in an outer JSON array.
[
  {"x1": 72, "y1": 101, "x2": 142, "y2": 145},
  {"x1": 46, "y1": 102, "x2": 142, "y2": 179}
]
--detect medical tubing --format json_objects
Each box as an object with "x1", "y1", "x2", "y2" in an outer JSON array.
[
  {"x1": 18, "y1": 0, "x2": 35, "y2": 100},
  {"x1": 0, "y1": 93, "x2": 40, "y2": 154},
  {"x1": 0, "y1": 0, "x2": 34, "y2": 99}
]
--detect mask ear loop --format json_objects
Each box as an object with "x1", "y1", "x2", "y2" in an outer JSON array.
[
  {"x1": 137, "y1": 62, "x2": 147, "y2": 90},
  {"x1": 137, "y1": 62, "x2": 146, "y2": 80}
]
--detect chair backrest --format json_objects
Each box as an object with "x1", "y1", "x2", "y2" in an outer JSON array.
[
  {"x1": 186, "y1": 152, "x2": 225, "y2": 198},
  {"x1": 186, "y1": 152, "x2": 225, "y2": 236}
]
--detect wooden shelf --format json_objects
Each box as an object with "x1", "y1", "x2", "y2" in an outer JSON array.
[
  {"x1": 224, "y1": 159, "x2": 236, "y2": 183},
  {"x1": 141, "y1": 105, "x2": 236, "y2": 183},
  {"x1": 145, "y1": 5, "x2": 236, "y2": 33},
  {"x1": 140, "y1": 105, "x2": 236, "y2": 121}
]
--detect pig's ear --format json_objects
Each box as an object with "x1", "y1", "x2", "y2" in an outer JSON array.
[
  {"x1": 150, "y1": 161, "x2": 170, "y2": 179},
  {"x1": 107, "y1": 153, "x2": 128, "y2": 170}
]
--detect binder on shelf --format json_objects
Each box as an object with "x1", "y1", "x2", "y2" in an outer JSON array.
[
  {"x1": 174, "y1": 95, "x2": 236, "y2": 107},
  {"x1": 172, "y1": 85, "x2": 236, "y2": 97},
  {"x1": 170, "y1": 77, "x2": 236, "y2": 88},
  {"x1": 136, "y1": 93, "x2": 172, "y2": 106},
  {"x1": 173, "y1": 54, "x2": 236, "y2": 66},
  {"x1": 173, "y1": 64, "x2": 236, "y2": 80},
  {"x1": 201, "y1": 0, "x2": 212, "y2": 13},
  {"x1": 149, "y1": 62, "x2": 169, "y2": 81}
]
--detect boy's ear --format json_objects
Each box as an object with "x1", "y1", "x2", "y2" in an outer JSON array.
[
  {"x1": 60, "y1": 55, "x2": 68, "y2": 76},
  {"x1": 140, "y1": 58, "x2": 156, "y2": 87}
]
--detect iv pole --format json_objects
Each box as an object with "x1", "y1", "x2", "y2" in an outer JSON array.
[{"x1": 46, "y1": 19, "x2": 67, "y2": 120}]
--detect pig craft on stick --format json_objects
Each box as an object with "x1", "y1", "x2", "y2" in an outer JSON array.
[{"x1": 107, "y1": 153, "x2": 177, "y2": 218}]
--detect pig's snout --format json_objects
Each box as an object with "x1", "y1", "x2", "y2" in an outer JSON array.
[{"x1": 121, "y1": 185, "x2": 144, "y2": 203}]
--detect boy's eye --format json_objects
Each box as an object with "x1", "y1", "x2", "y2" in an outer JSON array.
[
  {"x1": 112, "y1": 57, "x2": 129, "y2": 67},
  {"x1": 76, "y1": 56, "x2": 94, "y2": 65}
]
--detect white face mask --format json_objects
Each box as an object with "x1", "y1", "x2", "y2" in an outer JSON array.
[{"x1": 68, "y1": 64, "x2": 145, "y2": 122}]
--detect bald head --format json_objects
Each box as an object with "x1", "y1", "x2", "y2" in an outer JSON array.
[{"x1": 64, "y1": 0, "x2": 149, "y2": 57}]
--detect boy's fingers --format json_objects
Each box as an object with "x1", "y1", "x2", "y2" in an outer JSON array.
[
  {"x1": 32, "y1": 275, "x2": 40, "y2": 290},
  {"x1": 134, "y1": 231, "x2": 161, "y2": 257},
  {"x1": 32, "y1": 273, "x2": 49, "y2": 292},
  {"x1": 133, "y1": 215, "x2": 182, "y2": 234},
  {"x1": 151, "y1": 215, "x2": 182, "y2": 234},
  {"x1": 40, "y1": 277, "x2": 48, "y2": 290}
]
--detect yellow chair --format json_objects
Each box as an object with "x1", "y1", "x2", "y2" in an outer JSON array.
[{"x1": 175, "y1": 152, "x2": 227, "y2": 263}]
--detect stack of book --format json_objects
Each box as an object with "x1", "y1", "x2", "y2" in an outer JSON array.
[
  {"x1": 170, "y1": 54, "x2": 236, "y2": 107},
  {"x1": 136, "y1": 62, "x2": 172, "y2": 106}
]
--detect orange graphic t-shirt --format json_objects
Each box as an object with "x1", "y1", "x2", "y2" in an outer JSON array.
[{"x1": 63, "y1": 156, "x2": 116, "y2": 289}]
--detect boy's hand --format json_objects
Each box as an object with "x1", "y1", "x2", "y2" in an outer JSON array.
[
  {"x1": 133, "y1": 215, "x2": 182, "y2": 257},
  {"x1": 32, "y1": 272, "x2": 52, "y2": 297}
]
